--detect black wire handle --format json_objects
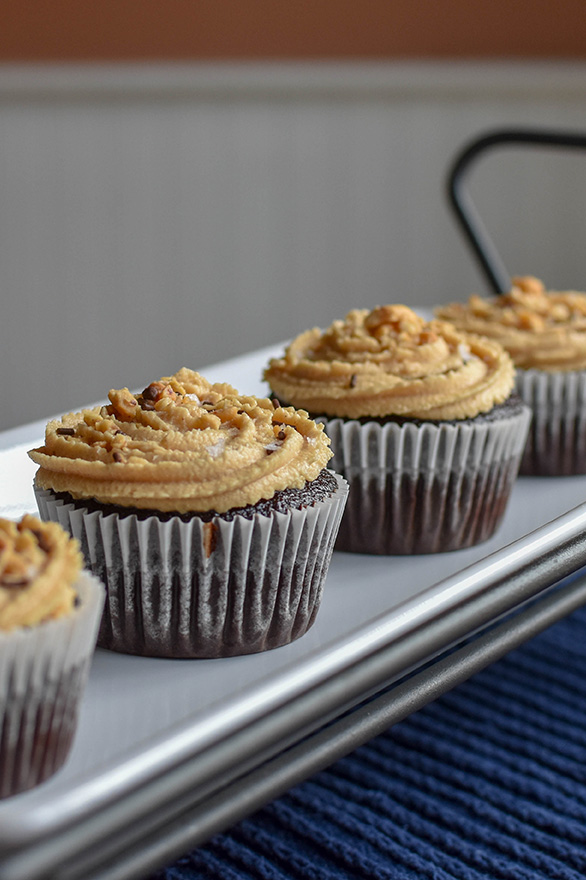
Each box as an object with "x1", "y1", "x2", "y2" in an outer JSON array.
[{"x1": 446, "y1": 128, "x2": 586, "y2": 294}]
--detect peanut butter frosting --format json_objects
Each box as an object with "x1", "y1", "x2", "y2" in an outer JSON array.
[
  {"x1": 436, "y1": 276, "x2": 586, "y2": 371},
  {"x1": 29, "y1": 369, "x2": 332, "y2": 515},
  {"x1": 264, "y1": 305, "x2": 514, "y2": 420},
  {"x1": 0, "y1": 515, "x2": 81, "y2": 631}
]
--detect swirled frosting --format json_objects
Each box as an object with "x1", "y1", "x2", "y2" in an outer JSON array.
[
  {"x1": 0, "y1": 515, "x2": 81, "y2": 631},
  {"x1": 29, "y1": 368, "x2": 332, "y2": 514},
  {"x1": 436, "y1": 276, "x2": 586, "y2": 371},
  {"x1": 264, "y1": 305, "x2": 514, "y2": 420}
]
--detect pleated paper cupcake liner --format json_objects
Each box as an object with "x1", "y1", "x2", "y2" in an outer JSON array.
[
  {"x1": 34, "y1": 475, "x2": 348, "y2": 658},
  {"x1": 320, "y1": 407, "x2": 531, "y2": 554},
  {"x1": 0, "y1": 572, "x2": 104, "y2": 798},
  {"x1": 516, "y1": 368, "x2": 586, "y2": 476}
]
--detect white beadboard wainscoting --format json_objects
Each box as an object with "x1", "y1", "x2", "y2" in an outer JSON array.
[{"x1": 1, "y1": 61, "x2": 586, "y2": 431}]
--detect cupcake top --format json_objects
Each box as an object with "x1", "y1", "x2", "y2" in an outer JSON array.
[
  {"x1": 0, "y1": 515, "x2": 81, "y2": 632},
  {"x1": 264, "y1": 304, "x2": 514, "y2": 420},
  {"x1": 436, "y1": 276, "x2": 586, "y2": 371},
  {"x1": 29, "y1": 368, "x2": 332, "y2": 515}
]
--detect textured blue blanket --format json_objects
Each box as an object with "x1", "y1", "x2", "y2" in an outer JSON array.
[{"x1": 154, "y1": 603, "x2": 586, "y2": 879}]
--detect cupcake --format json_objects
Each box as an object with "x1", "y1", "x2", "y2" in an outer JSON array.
[
  {"x1": 437, "y1": 276, "x2": 586, "y2": 475},
  {"x1": 264, "y1": 304, "x2": 530, "y2": 555},
  {"x1": 28, "y1": 369, "x2": 348, "y2": 658},
  {"x1": 0, "y1": 515, "x2": 103, "y2": 797}
]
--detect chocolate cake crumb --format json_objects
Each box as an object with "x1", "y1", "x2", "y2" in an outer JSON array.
[{"x1": 271, "y1": 391, "x2": 526, "y2": 427}]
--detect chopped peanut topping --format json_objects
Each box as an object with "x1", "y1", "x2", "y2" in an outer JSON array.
[
  {"x1": 265, "y1": 304, "x2": 514, "y2": 420},
  {"x1": 437, "y1": 276, "x2": 586, "y2": 371},
  {"x1": 29, "y1": 369, "x2": 332, "y2": 514},
  {"x1": 0, "y1": 516, "x2": 81, "y2": 631}
]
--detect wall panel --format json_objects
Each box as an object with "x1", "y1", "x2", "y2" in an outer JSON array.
[{"x1": 2, "y1": 62, "x2": 586, "y2": 430}]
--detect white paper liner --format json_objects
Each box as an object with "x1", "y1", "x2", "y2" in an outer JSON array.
[
  {"x1": 515, "y1": 368, "x2": 586, "y2": 475},
  {"x1": 0, "y1": 572, "x2": 104, "y2": 798},
  {"x1": 34, "y1": 475, "x2": 348, "y2": 658},
  {"x1": 319, "y1": 405, "x2": 531, "y2": 554}
]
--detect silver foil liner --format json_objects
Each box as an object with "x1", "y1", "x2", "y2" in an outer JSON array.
[
  {"x1": 0, "y1": 572, "x2": 104, "y2": 798},
  {"x1": 34, "y1": 475, "x2": 348, "y2": 658},
  {"x1": 320, "y1": 405, "x2": 531, "y2": 555},
  {"x1": 515, "y1": 368, "x2": 586, "y2": 476}
]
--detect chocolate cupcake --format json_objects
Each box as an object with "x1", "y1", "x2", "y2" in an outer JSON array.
[
  {"x1": 264, "y1": 305, "x2": 530, "y2": 555},
  {"x1": 437, "y1": 276, "x2": 586, "y2": 475},
  {"x1": 29, "y1": 369, "x2": 347, "y2": 658},
  {"x1": 0, "y1": 515, "x2": 103, "y2": 797}
]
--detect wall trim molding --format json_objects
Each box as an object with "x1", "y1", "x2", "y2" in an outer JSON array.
[{"x1": 0, "y1": 60, "x2": 585, "y2": 102}]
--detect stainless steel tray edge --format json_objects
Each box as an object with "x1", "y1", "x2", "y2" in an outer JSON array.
[
  {"x1": 6, "y1": 566, "x2": 586, "y2": 880},
  {"x1": 100, "y1": 570, "x2": 586, "y2": 880}
]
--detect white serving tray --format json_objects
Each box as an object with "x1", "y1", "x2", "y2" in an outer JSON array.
[{"x1": 2, "y1": 343, "x2": 586, "y2": 880}]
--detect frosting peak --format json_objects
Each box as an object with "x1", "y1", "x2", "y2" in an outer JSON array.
[
  {"x1": 364, "y1": 303, "x2": 426, "y2": 338},
  {"x1": 29, "y1": 369, "x2": 332, "y2": 514},
  {"x1": 264, "y1": 305, "x2": 514, "y2": 420},
  {"x1": 314, "y1": 305, "x2": 465, "y2": 381}
]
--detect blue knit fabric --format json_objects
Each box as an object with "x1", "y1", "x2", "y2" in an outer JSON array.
[{"x1": 152, "y1": 604, "x2": 586, "y2": 880}]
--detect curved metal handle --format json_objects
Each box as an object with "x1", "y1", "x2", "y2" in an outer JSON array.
[{"x1": 446, "y1": 128, "x2": 586, "y2": 294}]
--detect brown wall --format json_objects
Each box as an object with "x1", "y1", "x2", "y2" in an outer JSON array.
[{"x1": 2, "y1": 0, "x2": 586, "y2": 62}]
